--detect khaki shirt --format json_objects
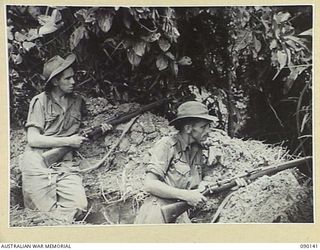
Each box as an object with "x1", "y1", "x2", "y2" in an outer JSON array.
[
  {"x1": 25, "y1": 92, "x2": 85, "y2": 137},
  {"x1": 147, "y1": 134, "x2": 204, "y2": 190},
  {"x1": 21, "y1": 92, "x2": 88, "y2": 211},
  {"x1": 24, "y1": 92, "x2": 85, "y2": 161}
]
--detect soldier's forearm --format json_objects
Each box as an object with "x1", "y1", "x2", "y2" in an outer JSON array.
[
  {"x1": 144, "y1": 178, "x2": 189, "y2": 201},
  {"x1": 27, "y1": 127, "x2": 73, "y2": 148}
]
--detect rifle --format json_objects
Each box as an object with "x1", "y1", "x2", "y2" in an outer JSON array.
[
  {"x1": 160, "y1": 156, "x2": 312, "y2": 223},
  {"x1": 42, "y1": 98, "x2": 169, "y2": 167}
]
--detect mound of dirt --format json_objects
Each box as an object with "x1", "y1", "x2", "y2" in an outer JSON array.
[
  {"x1": 78, "y1": 100, "x2": 176, "y2": 200},
  {"x1": 216, "y1": 170, "x2": 313, "y2": 223},
  {"x1": 190, "y1": 129, "x2": 313, "y2": 223},
  {"x1": 9, "y1": 97, "x2": 313, "y2": 226}
]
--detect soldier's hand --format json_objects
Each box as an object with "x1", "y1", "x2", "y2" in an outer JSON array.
[
  {"x1": 185, "y1": 189, "x2": 207, "y2": 207},
  {"x1": 101, "y1": 123, "x2": 113, "y2": 133},
  {"x1": 68, "y1": 135, "x2": 88, "y2": 148},
  {"x1": 198, "y1": 181, "x2": 210, "y2": 193}
]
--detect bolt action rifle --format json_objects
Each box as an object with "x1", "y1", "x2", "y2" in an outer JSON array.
[
  {"x1": 160, "y1": 156, "x2": 312, "y2": 223},
  {"x1": 41, "y1": 98, "x2": 169, "y2": 167}
]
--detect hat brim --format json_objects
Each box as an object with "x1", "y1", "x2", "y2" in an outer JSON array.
[
  {"x1": 169, "y1": 114, "x2": 218, "y2": 125},
  {"x1": 45, "y1": 54, "x2": 76, "y2": 85}
]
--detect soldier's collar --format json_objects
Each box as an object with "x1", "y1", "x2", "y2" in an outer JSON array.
[
  {"x1": 175, "y1": 133, "x2": 191, "y2": 152},
  {"x1": 175, "y1": 133, "x2": 204, "y2": 152}
]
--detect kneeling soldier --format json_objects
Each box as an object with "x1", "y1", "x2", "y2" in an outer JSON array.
[{"x1": 134, "y1": 101, "x2": 217, "y2": 224}]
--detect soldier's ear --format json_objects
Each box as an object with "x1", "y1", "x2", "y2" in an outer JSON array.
[
  {"x1": 184, "y1": 124, "x2": 193, "y2": 134},
  {"x1": 51, "y1": 77, "x2": 58, "y2": 87}
]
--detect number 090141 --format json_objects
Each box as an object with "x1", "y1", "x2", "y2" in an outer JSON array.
[{"x1": 300, "y1": 244, "x2": 318, "y2": 248}]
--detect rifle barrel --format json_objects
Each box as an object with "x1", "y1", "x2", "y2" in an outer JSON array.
[
  {"x1": 84, "y1": 98, "x2": 168, "y2": 138},
  {"x1": 42, "y1": 98, "x2": 169, "y2": 166},
  {"x1": 161, "y1": 156, "x2": 312, "y2": 223}
]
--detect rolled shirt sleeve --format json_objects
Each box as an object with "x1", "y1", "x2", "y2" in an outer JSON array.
[
  {"x1": 25, "y1": 97, "x2": 45, "y2": 133},
  {"x1": 146, "y1": 137, "x2": 174, "y2": 180}
]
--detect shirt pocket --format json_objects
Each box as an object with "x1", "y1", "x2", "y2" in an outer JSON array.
[
  {"x1": 166, "y1": 160, "x2": 191, "y2": 189},
  {"x1": 44, "y1": 112, "x2": 59, "y2": 129},
  {"x1": 65, "y1": 112, "x2": 81, "y2": 130},
  {"x1": 172, "y1": 161, "x2": 191, "y2": 176}
]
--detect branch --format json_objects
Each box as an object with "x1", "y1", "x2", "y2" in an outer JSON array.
[
  {"x1": 42, "y1": 22, "x2": 76, "y2": 47},
  {"x1": 266, "y1": 97, "x2": 284, "y2": 128},
  {"x1": 111, "y1": 40, "x2": 124, "y2": 56},
  {"x1": 80, "y1": 115, "x2": 140, "y2": 173}
]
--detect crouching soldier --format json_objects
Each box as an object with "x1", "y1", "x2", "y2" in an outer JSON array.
[
  {"x1": 20, "y1": 54, "x2": 110, "y2": 222},
  {"x1": 134, "y1": 101, "x2": 218, "y2": 224}
]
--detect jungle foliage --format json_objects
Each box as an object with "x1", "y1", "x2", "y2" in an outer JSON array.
[{"x1": 7, "y1": 5, "x2": 312, "y2": 156}]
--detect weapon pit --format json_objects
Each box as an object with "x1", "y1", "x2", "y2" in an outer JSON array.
[{"x1": 9, "y1": 98, "x2": 313, "y2": 226}]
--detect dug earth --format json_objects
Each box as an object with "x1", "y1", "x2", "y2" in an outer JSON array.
[{"x1": 9, "y1": 98, "x2": 313, "y2": 226}]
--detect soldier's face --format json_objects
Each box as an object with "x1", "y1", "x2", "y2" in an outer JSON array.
[
  {"x1": 54, "y1": 67, "x2": 75, "y2": 94},
  {"x1": 191, "y1": 120, "x2": 211, "y2": 144}
]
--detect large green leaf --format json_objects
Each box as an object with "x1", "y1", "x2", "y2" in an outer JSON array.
[
  {"x1": 158, "y1": 38, "x2": 171, "y2": 52},
  {"x1": 38, "y1": 9, "x2": 62, "y2": 26},
  {"x1": 7, "y1": 26, "x2": 14, "y2": 41},
  {"x1": 74, "y1": 9, "x2": 88, "y2": 23},
  {"x1": 277, "y1": 50, "x2": 287, "y2": 69},
  {"x1": 70, "y1": 26, "x2": 88, "y2": 50},
  {"x1": 51, "y1": 9, "x2": 62, "y2": 23},
  {"x1": 165, "y1": 51, "x2": 175, "y2": 60},
  {"x1": 288, "y1": 65, "x2": 309, "y2": 81},
  {"x1": 98, "y1": 11, "x2": 114, "y2": 33},
  {"x1": 39, "y1": 23, "x2": 59, "y2": 36},
  {"x1": 127, "y1": 49, "x2": 141, "y2": 67},
  {"x1": 274, "y1": 12, "x2": 291, "y2": 24},
  {"x1": 85, "y1": 8, "x2": 98, "y2": 23},
  {"x1": 272, "y1": 50, "x2": 287, "y2": 80},
  {"x1": 156, "y1": 55, "x2": 168, "y2": 71},
  {"x1": 11, "y1": 54, "x2": 23, "y2": 65},
  {"x1": 171, "y1": 62, "x2": 179, "y2": 76},
  {"x1": 178, "y1": 56, "x2": 192, "y2": 65},
  {"x1": 14, "y1": 31, "x2": 27, "y2": 42},
  {"x1": 38, "y1": 15, "x2": 52, "y2": 26},
  {"x1": 170, "y1": 27, "x2": 180, "y2": 43},
  {"x1": 38, "y1": 9, "x2": 64, "y2": 36},
  {"x1": 27, "y1": 6, "x2": 41, "y2": 19},
  {"x1": 27, "y1": 29, "x2": 40, "y2": 41},
  {"x1": 133, "y1": 41, "x2": 147, "y2": 57},
  {"x1": 284, "y1": 35, "x2": 310, "y2": 52},
  {"x1": 253, "y1": 36, "x2": 261, "y2": 52},
  {"x1": 22, "y1": 41, "x2": 36, "y2": 51},
  {"x1": 269, "y1": 39, "x2": 278, "y2": 50},
  {"x1": 284, "y1": 39, "x2": 303, "y2": 51}
]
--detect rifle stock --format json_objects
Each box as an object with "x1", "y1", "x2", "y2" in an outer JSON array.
[
  {"x1": 161, "y1": 201, "x2": 191, "y2": 224},
  {"x1": 41, "y1": 98, "x2": 169, "y2": 167},
  {"x1": 42, "y1": 146, "x2": 72, "y2": 167},
  {"x1": 160, "y1": 156, "x2": 312, "y2": 223}
]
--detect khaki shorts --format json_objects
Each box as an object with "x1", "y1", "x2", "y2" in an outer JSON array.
[{"x1": 20, "y1": 149, "x2": 87, "y2": 218}]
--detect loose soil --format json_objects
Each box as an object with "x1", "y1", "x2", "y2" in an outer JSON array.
[{"x1": 9, "y1": 97, "x2": 313, "y2": 226}]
